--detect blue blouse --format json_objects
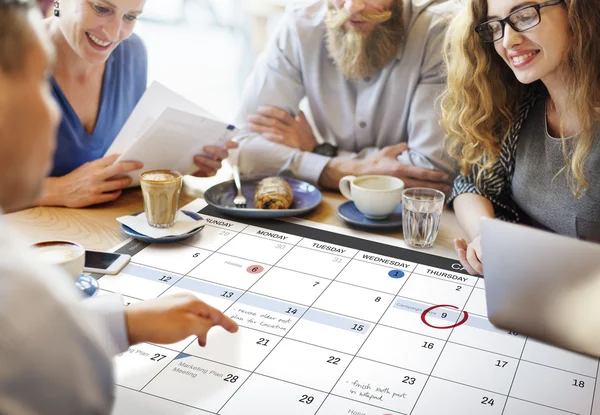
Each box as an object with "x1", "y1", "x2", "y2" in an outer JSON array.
[{"x1": 50, "y1": 34, "x2": 148, "y2": 177}]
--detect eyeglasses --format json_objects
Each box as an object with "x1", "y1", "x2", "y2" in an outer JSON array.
[{"x1": 475, "y1": 0, "x2": 564, "y2": 43}]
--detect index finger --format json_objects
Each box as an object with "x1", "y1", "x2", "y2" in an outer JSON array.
[
  {"x1": 257, "y1": 106, "x2": 295, "y2": 125},
  {"x1": 190, "y1": 301, "x2": 239, "y2": 333},
  {"x1": 466, "y1": 246, "x2": 483, "y2": 275},
  {"x1": 216, "y1": 314, "x2": 239, "y2": 333},
  {"x1": 381, "y1": 142, "x2": 409, "y2": 157},
  {"x1": 93, "y1": 153, "x2": 121, "y2": 168},
  {"x1": 202, "y1": 145, "x2": 230, "y2": 161},
  {"x1": 205, "y1": 306, "x2": 238, "y2": 333},
  {"x1": 457, "y1": 247, "x2": 479, "y2": 275},
  {"x1": 101, "y1": 160, "x2": 144, "y2": 180},
  {"x1": 454, "y1": 238, "x2": 468, "y2": 252}
]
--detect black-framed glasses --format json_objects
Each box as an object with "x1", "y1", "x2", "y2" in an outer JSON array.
[{"x1": 475, "y1": 0, "x2": 564, "y2": 43}]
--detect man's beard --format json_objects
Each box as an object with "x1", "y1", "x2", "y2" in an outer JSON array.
[{"x1": 325, "y1": 1, "x2": 405, "y2": 80}]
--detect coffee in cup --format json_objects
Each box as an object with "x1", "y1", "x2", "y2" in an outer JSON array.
[
  {"x1": 339, "y1": 175, "x2": 404, "y2": 220},
  {"x1": 140, "y1": 169, "x2": 183, "y2": 228},
  {"x1": 33, "y1": 240, "x2": 85, "y2": 282}
]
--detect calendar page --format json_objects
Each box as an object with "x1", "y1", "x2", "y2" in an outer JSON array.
[{"x1": 99, "y1": 199, "x2": 600, "y2": 415}]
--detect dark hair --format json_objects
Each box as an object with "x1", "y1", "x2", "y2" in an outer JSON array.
[{"x1": 0, "y1": 0, "x2": 37, "y2": 73}]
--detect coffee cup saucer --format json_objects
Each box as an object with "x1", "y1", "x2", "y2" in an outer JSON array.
[
  {"x1": 120, "y1": 210, "x2": 204, "y2": 244},
  {"x1": 337, "y1": 201, "x2": 403, "y2": 229}
]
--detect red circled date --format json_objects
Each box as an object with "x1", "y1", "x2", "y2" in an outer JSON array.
[{"x1": 421, "y1": 304, "x2": 469, "y2": 329}]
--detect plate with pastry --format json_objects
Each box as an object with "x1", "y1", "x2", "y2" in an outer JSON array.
[{"x1": 204, "y1": 176, "x2": 322, "y2": 219}]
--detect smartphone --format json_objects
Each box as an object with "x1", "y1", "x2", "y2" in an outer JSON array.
[{"x1": 84, "y1": 250, "x2": 131, "y2": 275}]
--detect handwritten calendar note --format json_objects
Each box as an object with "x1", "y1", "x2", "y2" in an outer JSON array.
[{"x1": 100, "y1": 199, "x2": 600, "y2": 415}]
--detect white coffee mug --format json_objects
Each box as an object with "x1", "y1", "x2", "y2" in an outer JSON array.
[
  {"x1": 33, "y1": 240, "x2": 86, "y2": 282},
  {"x1": 339, "y1": 175, "x2": 404, "y2": 219}
]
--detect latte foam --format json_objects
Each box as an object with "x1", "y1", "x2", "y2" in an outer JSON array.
[
  {"x1": 35, "y1": 243, "x2": 83, "y2": 265},
  {"x1": 141, "y1": 172, "x2": 178, "y2": 182}
]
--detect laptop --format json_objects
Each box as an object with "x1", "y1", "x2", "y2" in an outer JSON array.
[{"x1": 481, "y1": 219, "x2": 600, "y2": 357}]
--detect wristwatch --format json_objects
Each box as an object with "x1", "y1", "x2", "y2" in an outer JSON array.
[{"x1": 312, "y1": 142, "x2": 338, "y2": 157}]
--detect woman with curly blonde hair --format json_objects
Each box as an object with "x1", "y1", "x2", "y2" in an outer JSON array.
[{"x1": 441, "y1": 0, "x2": 600, "y2": 275}]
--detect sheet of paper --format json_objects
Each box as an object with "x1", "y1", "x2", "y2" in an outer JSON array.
[
  {"x1": 105, "y1": 81, "x2": 223, "y2": 156},
  {"x1": 117, "y1": 107, "x2": 238, "y2": 187}
]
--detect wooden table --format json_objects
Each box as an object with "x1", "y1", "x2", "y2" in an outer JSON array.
[{"x1": 5, "y1": 188, "x2": 466, "y2": 259}]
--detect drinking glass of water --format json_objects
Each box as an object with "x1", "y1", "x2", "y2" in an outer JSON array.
[{"x1": 402, "y1": 188, "x2": 445, "y2": 248}]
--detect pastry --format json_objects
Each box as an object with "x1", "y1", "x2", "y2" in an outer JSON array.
[{"x1": 254, "y1": 177, "x2": 294, "y2": 209}]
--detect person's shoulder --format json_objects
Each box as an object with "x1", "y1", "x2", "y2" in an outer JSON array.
[
  {"x1": 110, "y1": 33, "x2": 147, "y2": 86},
  {"x1": 114, "y1": 33, "x2": 147, "y2": 61},
  {"x1": 285, "y1": 0, "x2": 326, "y2": 21},
  {"x1": 272, "y1": 0, "x2": 327, "y2": 51},
  {"x1": 410, "y1": 0, "x2": 461, "y2": 31},
  {"x1": 422, "y1": 0, "x2": 462, "y2": 20},
  {"x1": 282, "y1": 0, "x2": 327, "y2": 34}
]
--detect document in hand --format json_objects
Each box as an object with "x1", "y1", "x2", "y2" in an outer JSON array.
[{"x1": 105, "y1": 81, "x2": 238, "y2": 187}]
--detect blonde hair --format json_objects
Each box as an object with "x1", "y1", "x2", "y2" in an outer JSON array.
[{"x1": 441, "y1": 0, "x2": 600, "y2": 196}]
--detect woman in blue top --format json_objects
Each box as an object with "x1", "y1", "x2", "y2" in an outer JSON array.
[{"x1": 38, "y1": 0, "x2": 232, "y2": 208}]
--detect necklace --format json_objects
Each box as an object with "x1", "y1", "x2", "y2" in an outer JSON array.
[{"x1": 545, "y1": 98, "x2": 576, "y2": 140}]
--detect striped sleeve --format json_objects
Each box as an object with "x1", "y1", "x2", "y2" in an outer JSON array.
[{"x1": 448, "y1": 161, "x2": 521, "y2": 222}]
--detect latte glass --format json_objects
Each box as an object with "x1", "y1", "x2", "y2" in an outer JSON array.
[{"x1": 140, "y1": 170, "x2": 183, "y2": 228}]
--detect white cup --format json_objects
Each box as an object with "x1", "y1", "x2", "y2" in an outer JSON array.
[
  {"x1": 339, "y1": 175, "x2": 404, "y2": 220},
  {"x1": 32, "y1": 240, "x2": 86, "y2": 282}
]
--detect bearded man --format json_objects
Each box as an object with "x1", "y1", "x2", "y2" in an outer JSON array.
[{"x1": 234, "y1": 0, "x2": 459, "y2": 191}]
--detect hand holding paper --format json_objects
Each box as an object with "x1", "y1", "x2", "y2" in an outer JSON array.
[
  {"x1": 105, "y1": 82, "x2": 239, "y2": 187},
  {"x1": 192, "y1": 141, "x2": 239, "y2": 177}
]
